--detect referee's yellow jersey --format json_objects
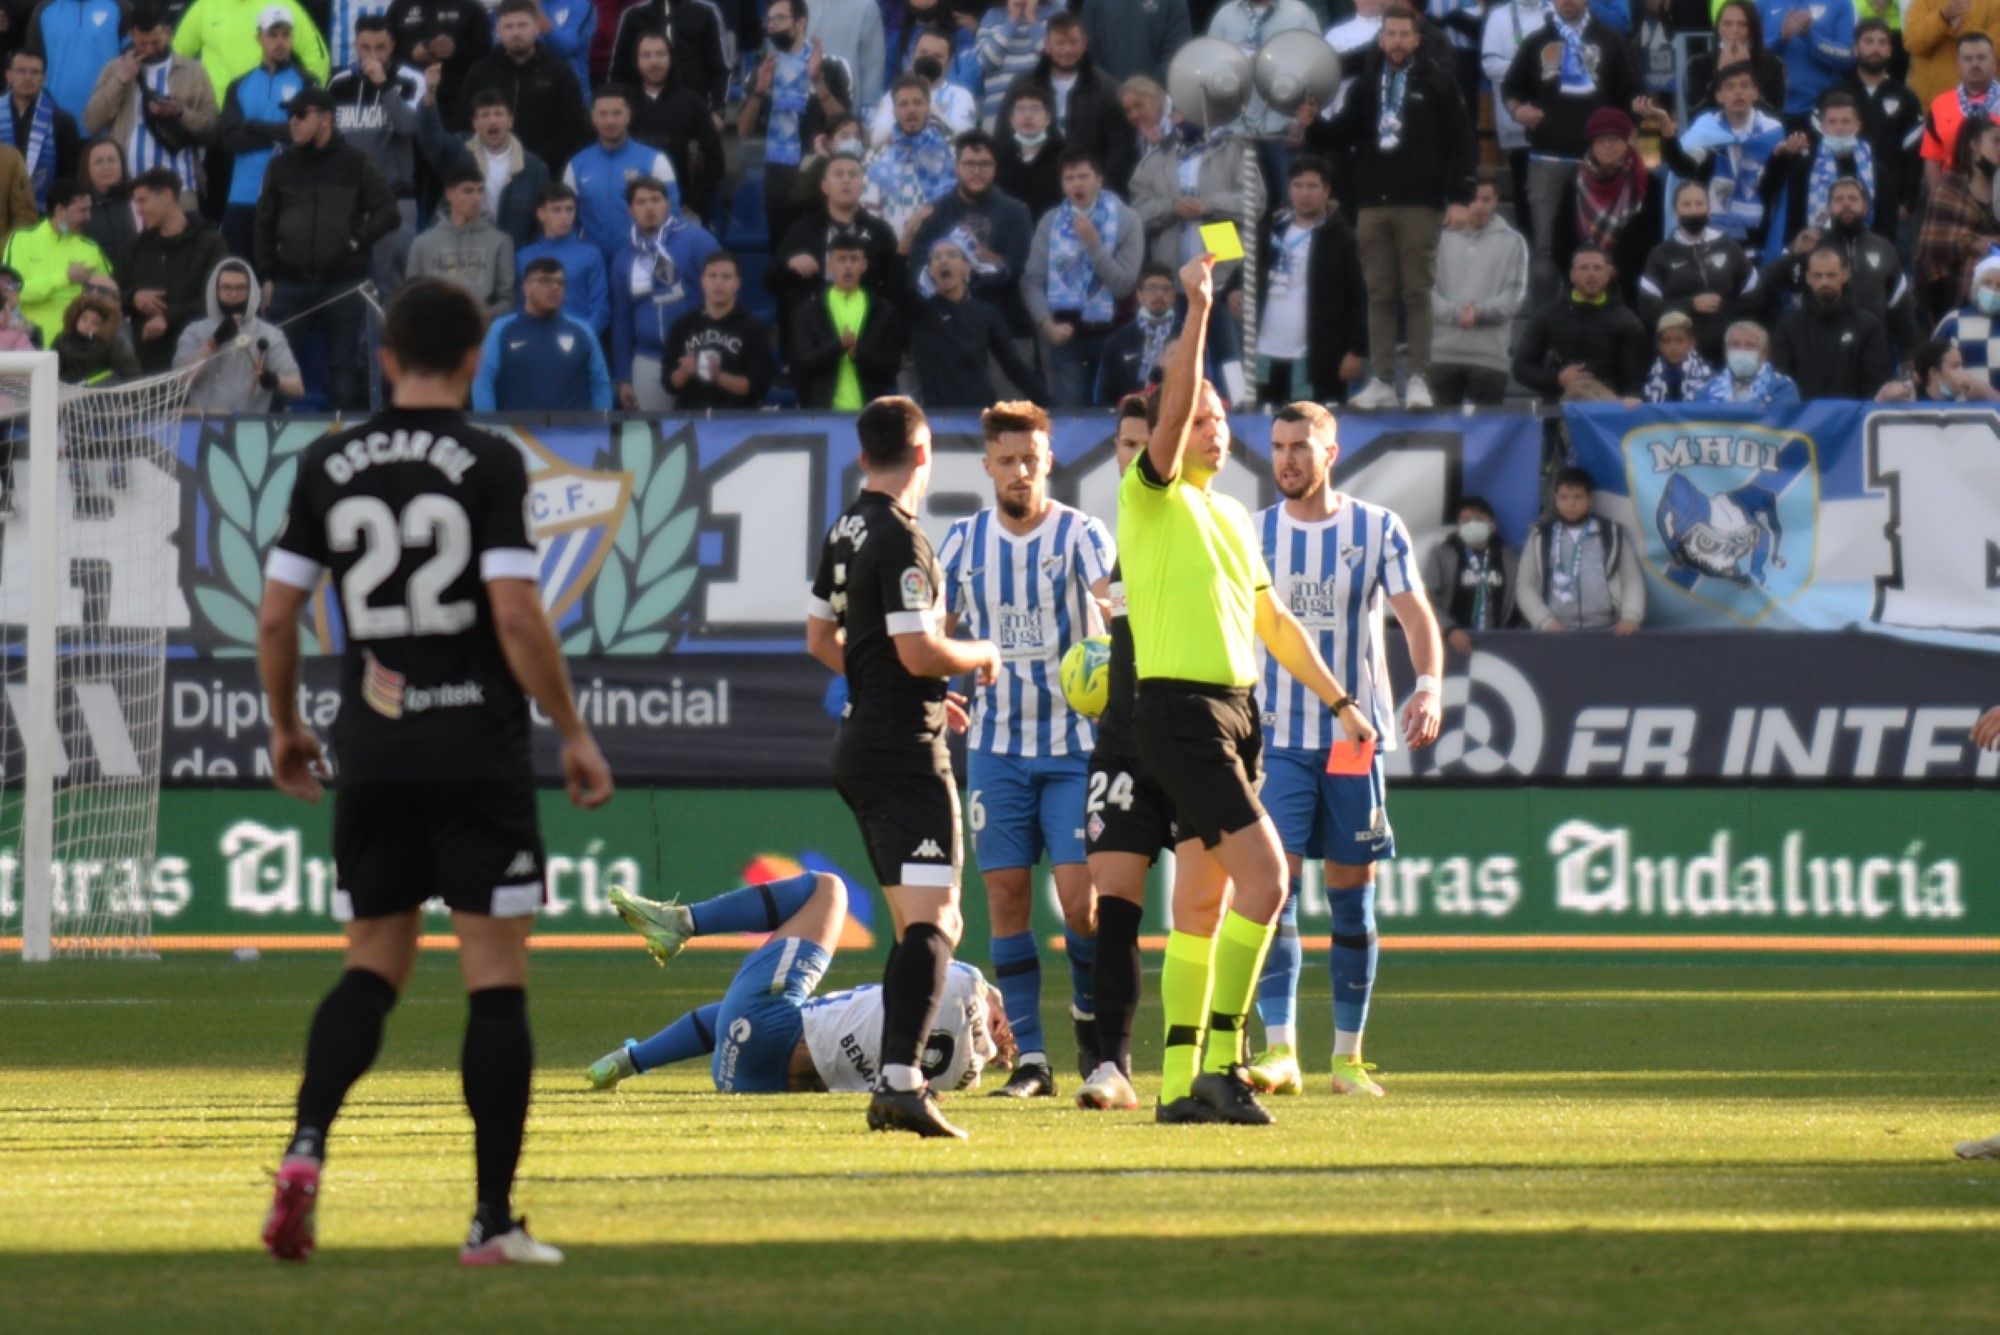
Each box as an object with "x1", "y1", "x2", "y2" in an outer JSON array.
[{"x1": 1117, "y1": 453, "x2": 1271, "y2": 689}]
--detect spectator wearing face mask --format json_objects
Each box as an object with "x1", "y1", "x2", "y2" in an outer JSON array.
[
  {"x1": 741, "y1": 0, "x2": 854, "y2": 251},
  {"x1": 1638, "y1": 177, "x2": 1759, "y2": 365},
  {"x1": 1877, "y1": 335, "x2": 2000, "y2": 400},
  {"x1": 993, "y1": 84, "x2": 1062, "y2": 217},
  {"x1": 1517, "y1": 467, "x2": 1644, "y2": 635},
  {"x1": 1931, "y1": 249, "x2": 2000, "y2": 394},
  {"x1": 1702, "y1": 318, "x2": 1801, "y2": 404},
  {"x1": 1423, "y1": 496, "x2": 1521, "y2": 657},
  {"x1": 1640, "y1": 309, "x2": 1714, "y2": 402},
  {"x1": 867, "y1": 27, "x2": 975, "y2": 146}
]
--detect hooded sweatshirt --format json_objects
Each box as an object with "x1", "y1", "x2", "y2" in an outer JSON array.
[
  {"x1": 174, "y1": 260, "x2": 302, "y2": 413},
  {"x1": 1431, "y1": 212, "x2": 1530, "y2": 374},
  {"x1": 405, "y1": 210, "x2": 516, "y2": 315}
]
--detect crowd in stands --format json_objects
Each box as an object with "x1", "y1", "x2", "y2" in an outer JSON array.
[{"x1": 0, "y1": 0, "x2": 1995, "y2": 416}]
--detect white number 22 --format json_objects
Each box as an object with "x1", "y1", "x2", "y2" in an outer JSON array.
[{"x1": 328, "y1": 494, "x2": 476, "y2": 640}]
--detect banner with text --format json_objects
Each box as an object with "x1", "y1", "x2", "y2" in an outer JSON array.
[{"x1": 1564, "y1": 403, "x2": 2000, "y2": 651}]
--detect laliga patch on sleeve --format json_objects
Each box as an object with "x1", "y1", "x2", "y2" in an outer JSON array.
[
  {"x1": 900, "y1": 566, "x2": 932, "y2": 610},
  {"x1": 1199, "y1": 222, "x2": 1245, "y2": 263},
  {"x1": 1326, "y1": 738, "x2": 1376, "y2": 777}
]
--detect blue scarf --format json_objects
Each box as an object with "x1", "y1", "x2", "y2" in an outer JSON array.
[
  {"x1": 766, "y1": 49, "x2": 811, "y2": 168},
  {"x1": 864, "y1": 125, "x2": 954, "y2": 230},
  {"x1": 1378, "y1": 61, "x2": 1409, "y2": 149},
  {"x1": 1679, "y1": 109, "x2": 1785, "y2": 241},
  {"x1": 1643, "y1": 350, "x2": 1713, "y2": 402},
  {"x1": 1701, "y1": 359, "x2": 1787, "y2": 405},
  {"x1": 1134, "y1": 305, "x2": 1175, "y2": 382},
  {"x1": 0, "y1": 92, "x2": 56, "y2": 209},
  {"x1": 1551, "y1": 11, "x2": 1595, "y2": 95},
  {"x1": 1048, "y1": 192, "x2": 1119, "y2": 324},
  {"x1": 1806, "y1": 140, "x2": 1874, "y2": 230},
  {"x1": 628, "y1": 217, "x2": 687, "y2": 307}
]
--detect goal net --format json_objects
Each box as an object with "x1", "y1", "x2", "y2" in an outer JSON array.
[{"x1": 0, "y1": 354, "x2": 194, "y2": 960}]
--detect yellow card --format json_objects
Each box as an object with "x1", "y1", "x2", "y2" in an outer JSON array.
[{"x1": 1198, "y1": 221, "x2": 1245, "y2": 263}]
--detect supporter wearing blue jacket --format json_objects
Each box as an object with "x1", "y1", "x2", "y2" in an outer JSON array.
[
  {"x1": 530, "y1": 0, "x2": 594, "y2": 106},
  {"x1": 609, "y1": 174, "x2": 717, "y2": 409},
  {"x1": 24, "y1": 0, "x2": 126, "y2": 116},
  {"x1": 215, "y1": 15, "x2": 314, "y2": 258},
  {"x1": 563, "y1": 83, "x2": 677, "y2": 265},
  {"x1": 516, "y1": 181, "x2": 609, "y2": 334},
  {"x1": 474, "y1": 255, "x2": 612, "y2": 409},
  {"x1": 1759, "y1": 0, "x2": 1854, "y2": 120}
]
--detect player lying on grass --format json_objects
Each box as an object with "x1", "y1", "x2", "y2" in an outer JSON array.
[{"x1": 586, "y1": 873, "x2": 1015, "y2": 1095}]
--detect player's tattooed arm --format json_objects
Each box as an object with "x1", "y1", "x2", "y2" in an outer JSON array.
[
  {"x1": 1253, "y1": 589, "x2": 1377, "y2": 746},
  {"x1": 489, "y1": 579, "x2": 615, "y2": 809},
  {"x1": 256, "y1": 578, "x2": 326, "y2": 803}
]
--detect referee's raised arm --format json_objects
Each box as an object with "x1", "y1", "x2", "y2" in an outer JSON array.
[{"x1": 1144, "y1": 253, "x2": 1217, "y2": 486}]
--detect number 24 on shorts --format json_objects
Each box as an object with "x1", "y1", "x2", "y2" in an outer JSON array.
[{"x1": 1087, "y1": 770, "x2": 1135, "y2": 812}]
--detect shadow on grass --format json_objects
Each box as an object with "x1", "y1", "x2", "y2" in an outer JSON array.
[{"x1": 3, "y1": 1230, "x2": 1999, "y2": 1333}]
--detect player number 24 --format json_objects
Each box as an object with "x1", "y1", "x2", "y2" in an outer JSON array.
[
  {"x1": 1086, "y1": 770, "x2": 1135, "y2": 814},
  {"x1": 327, "y1": 494, "x2": 477, "y2": 639}
]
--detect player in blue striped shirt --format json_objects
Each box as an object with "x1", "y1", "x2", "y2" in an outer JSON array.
[
  {"x1": 1248, "y1": 402, "x2": 1443, "y2": 1099},
  {"x1": 938, "y1": 401, "x2": 1116, "y2": 1097}
]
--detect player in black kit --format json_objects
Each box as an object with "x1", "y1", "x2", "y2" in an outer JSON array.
[
  {"x1": 255, "y1": 279, "x2": 614, "y2": 1266},
  {"x1": 806, "y1": 396, "x2": 1002, "y2": 1140},
  {"x1": 1075, "y1": 394, "x2": 1180, "y2": 1113}
]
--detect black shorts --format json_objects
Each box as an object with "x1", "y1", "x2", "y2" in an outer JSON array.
[
  {"x1": 834, "y1": 763, "x2": 961, "y2": 891},
  {"x1": 332, "y1": 779, "x2": 546, "y2": 921},
  {"x1": 1085, "y1": 750, "x2": 1179, "y2": 863},
  {"x1": 1133, "y1": 681, "x2": 1264, "y2": 850}
]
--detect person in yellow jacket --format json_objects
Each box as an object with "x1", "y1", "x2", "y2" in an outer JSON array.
[
  {"x1": 1905, "y1": 0, "x2": 2000, "y2": 105},
  {"x1": 1, "y1": 180, "x2": 112, "y2": 344},
  {"x1": 172, "y1": 0, "x2": 329, "y2": 104}
]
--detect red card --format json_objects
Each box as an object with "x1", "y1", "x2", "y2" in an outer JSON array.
[{"x1": 1326, "y1": 738, "x2": 1377, "y2": 776}]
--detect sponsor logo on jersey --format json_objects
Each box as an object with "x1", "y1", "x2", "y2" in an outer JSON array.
[
  {"x1": 362, "y1": 652, "x2": 405, "y2": 719},
  {"x1": 360, "y1": 651, "x2": 487, "y2": 718},
  {"x1": 900, "y1": 566, "x2": 932, "y2": 610}
]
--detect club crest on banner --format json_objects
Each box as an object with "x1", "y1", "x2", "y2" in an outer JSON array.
[
  {"x1": 1623, "y1": 421, "x2": 1817, "y2": 623},
  {"x1": 514, "y1": 431, "x2": 634, "y2": 623}
]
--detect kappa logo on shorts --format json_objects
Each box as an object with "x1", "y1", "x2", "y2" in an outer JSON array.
[
  {"x1": 912, "y1": 838, "x2": 945, "y2": 860},
  {"x1": 504, "y1": 850, "x2": 537, "y2": 877}
]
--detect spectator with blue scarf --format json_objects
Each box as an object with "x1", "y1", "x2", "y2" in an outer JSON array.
[
  {"x1": 740, "y1": 0, "x2": 852, "y2": 247},
  {"x1": 1651, "y1": 63, "x2": 1802, "y2": 247},
  {"x1": 1, "y1": 49, "x2": 77, "y2": 210},
  {"x1": 81, "y1": 8, "x2": 217, "y2": 213},
  {"x1": 1702, "y1": 317, "x2": 1801, "y2": 402},
  {"x1": 1023, "y1": 144, "x2": 1143, "y2": 405},
  {"x1": 22, "y1": 0, "x2": 125, "y2": 116},
  {"x1": 861, "y1": 74, "x2": 955, "y2": 236},
  {"x1": 609, "y1": 172, "x2": 718, "y2": 410},
  {"x1": 1641, "y1": 310, "x2": 1716, "y2": 401}
]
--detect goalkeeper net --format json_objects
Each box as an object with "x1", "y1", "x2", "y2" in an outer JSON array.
[{"x1": 0, "y1": 354, "x2": 194, "y2": 960}]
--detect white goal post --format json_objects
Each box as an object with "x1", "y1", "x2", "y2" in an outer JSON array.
[{"x1": 0, "y1": 352, "x2": 194, "y2": 961}]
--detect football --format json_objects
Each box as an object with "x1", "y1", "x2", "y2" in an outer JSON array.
[{"x1": 1060, "y1": 634, "x2": 1113, "y2": 717}]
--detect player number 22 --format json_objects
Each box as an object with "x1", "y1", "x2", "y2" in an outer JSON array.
[
  {"x1": 1087, "y1": 770, "x2": 1135, "y2": 814},
  {"x1": 328, "y1": 494, "x2": 476, "y2": 639}
]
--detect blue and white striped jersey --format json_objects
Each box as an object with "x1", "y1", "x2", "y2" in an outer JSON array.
[
  {"x1": 938, "y1": 502, "x2": 1116, "y2": 757},
  {"x1": 1258, "y1": 497, "x2": 1418, "y2": 752}
]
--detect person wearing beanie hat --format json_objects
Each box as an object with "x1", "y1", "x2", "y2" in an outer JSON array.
[{"x1": 1551, "y1": 101, "x2": 1661, "y2": 302}]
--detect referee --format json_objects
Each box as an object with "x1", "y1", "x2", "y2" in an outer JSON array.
[
  {"x1": 807, "y1": 396, "x2": 1002, "y2": 1139},
  {"x1": 1120, "y1": 254, "x2": 1378, "y2": 1125}
]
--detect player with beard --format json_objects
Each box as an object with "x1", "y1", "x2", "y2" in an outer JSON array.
[
  {"x1": 1074, "y1": 394, "x2": 1180, "y2": 1112},
  {"x1": 1244, "y1": 402, "x2": 1443, "y2": 1099},
  {"x1": 936, "y1": 402, "x2": 1114, "y2": 1099},
  {"x1": 1121, "y1": 254, "x2": 1377, "y2": 1125},
  {"x1": 807, "y1": 396, "x2": 1002, "y2": 1139}
]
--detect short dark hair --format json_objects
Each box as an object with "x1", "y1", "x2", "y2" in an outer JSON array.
[
  {"x1": 634, "y1": 26, "x2": 671, "y2": 51},
  {"x1": 1553, "y1": 466, "x2": 1594, "y2": 494},
  {"x1": 1806, "y1": 243, "x2": 1849, "y2": 271},
  {"x1": 524, "y1": 256, "x2": 565, "y2": 279},
  {"x1": 593, "y1": 82, "x2": 633, "y2": 108},
  {"x1": 538, "y1": 182, "x2": 577, "y2": 206},
  {"x1": 769, "y1": 0, "x2": 807, "y2": 18},
  {"x1": 383, "y1": 278, "x2": 486, "y2": 375},
  {"x1": 953, "y1": 128, "x2": 996, "y2": 159},
  {"x1": 1457, "y1": 495, "x2": 1496, "y2": 519},
  {"x1": 1288, "y1": 153, "x2": 1333, "y2": 186},
  {"x1": 1474, "y1": 166, "x2": 1502, "y2": 193},
  {"x1": 1137, "y1": 261, "x2": 1174, "y2": 286},
  {"x1": 1712, "y1": 59, "x2": 1758, "y2": 89},
  {"x1": 1818, "y1": 89, "x2": 1859, "y2": 116},
  {"x1": 1381, "y1": 4, "x2": 1419, "y2": 25},
  {"x1": 47, "y1": 178, "x2": 88, "y2": 210},
  {"x1": 701, "y1": 249, "x2": 739, "y2": 274},
  {"x1": 470, "y1": 88, "x2": 509, "y2": 114},
  {"x1": 856, "y1": 396, "x2": 927, "y2": 469},
  {"x1": 7, "y1": 48, "x2": 42, "y2": 70},
  {"x1": 981, "y1": 400, "x2": 1050, "y2": 442},
  {"x1": 130, "y1": 166, "x2": 182, "y2": 196},
  {"x1": 1045, "y1": 10, "x2": 1082, "y2": 35},
  {"x1": 1673, "y1": 176, "x2": 1709, "y2": 205},
  {"x1": 353, "y1": 13, "x2": 391, "y2": 34},
  {"x1": 1959, "y1": 30, "x2": 1995, "y2": 50},
  {"x1": 1272, "y1": 401, "x2": 1336, "y2": 449},
  {"x1": 890, "y1": 72, "x2": 930, "y2": 100},
  {"x1": 1117, "y1": 392, "x2": 1155, "y2": 428},
  {"x1": 496, "y1": 0, "x2": 539, "y2": 19},
  {"x1": 1855, "y1": 17, "x2": 1891, "y2": 42},
  {"x1": 1011, "y1": 84, "x2": 1053, "y2": 113},
  {"x1": 1571, "y1": 242, "x2": 1614, "y2": 268},
  {"x1": 127, "y1": 4, "x2": 168, "y2": 31},
  {"x1": 1057, "y1": 145, "x2": 1100, "y2": 174},
  {"x1": 442, "y1": 160, "x2": 484, "y2": 189},
  {"x1": 1911, "y1": 337, "x2": 1956, "y2": 387},
  {"x1": 624, "y1": 174, "x2": 669, "y2": 205},
  {"x1": 827, "y1": 231, "x2": 868, "y2": 255}
]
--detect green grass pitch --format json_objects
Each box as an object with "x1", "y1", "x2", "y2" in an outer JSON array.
[{"x1": 5, "y1": 952, "x2": 2000, "y2": 1332}]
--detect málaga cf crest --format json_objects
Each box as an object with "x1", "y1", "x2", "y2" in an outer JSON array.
[{"x1": 513, "y1": 433, "x2": 634, "y2": 622}]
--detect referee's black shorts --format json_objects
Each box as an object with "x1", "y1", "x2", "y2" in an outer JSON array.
[{"x1": 1133, "y1": 680, "x2": 1264, "y2": 850}]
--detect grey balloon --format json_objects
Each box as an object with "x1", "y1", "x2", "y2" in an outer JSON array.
[
  {"x1": 1165, "y1": 36, "x2": 1253, "y2": 129},
  {"x1": 1253, "y1": 30, "x2": 1341, "y2": 115}
]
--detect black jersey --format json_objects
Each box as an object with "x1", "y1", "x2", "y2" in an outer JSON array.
[
  {"x1": 265, "y1": 407, "x2": 538, "y2": 784},
  {"x1": 810, "y1": 488, "x2": 948, "y2": 773},
  {"x1": 1093, "y1": 559, "x2": 1139, "y2": 763}
]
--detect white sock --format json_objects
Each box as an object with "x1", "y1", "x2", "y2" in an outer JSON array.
[
  {"x1": 882, "y1": 1062, "x2": 923, "y2": 1092},
  {"x1": 1265, "y1": 1024, "x2": 1296, "y2": 1050},
  {"x1": 1018, "y1": 1050, "x2": 1048, "y2": 1069},
  {"x1": 1334, "y1": 1030, "x2": 1362, "y2": 1058}
]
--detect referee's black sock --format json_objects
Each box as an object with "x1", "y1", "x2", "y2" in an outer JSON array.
[
  {"x1": 878, "y1": 924, "x2": 950, "y2": 1091},
  {"x1": 289, "y1": 967, "x2": 398, "y2": 1161},
  {"x1": 462, "y1": 986, "x2": 532, "y2": 1232},
  {"x1": 1093, "y1": 898, "x2": 1144, "y2": 1077}
]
